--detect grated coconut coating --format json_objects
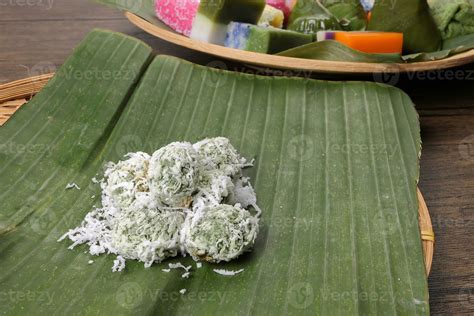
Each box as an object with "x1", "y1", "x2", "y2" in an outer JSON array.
[
  {"x1": 101, "y1": 152, "x2": 150, "y2": 209},
  {"x1": 148, "y1": 142, "x2": 200, "y2": 207},
  {"x1": 194, "y1": 170, "x2": 235, "y2": 208},
  {"x1": 59, "y1": 138, "x2": 261, "y2": 271},
  {"x1": 193, "y1": 137, "x2": 249, "y2": 176},
  {"x1": 111, "y1": 198, "x2": 185, "y2": 267},
  {"x1": 182, "y1": 204, "x2": 259, "y2": 262}
]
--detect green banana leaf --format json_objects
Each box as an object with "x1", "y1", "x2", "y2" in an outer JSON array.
[
  {"x1": 367, "y1": 0, "x2": 442, "y2": 54},
  {"x1": 287, "y1": 0, "x2": 342, "y2": 35},
  {"x1": 98, "y1": 0, "x2": 157, "y2": 21},
  {"x1": 1, "y1": 29, "x2": 429, "y2": 315},
  {"x1": 403, "y1": 33, "x2": 474, "y2": 62},
  {"x1": 320, "y1": 0, "x2": 367, "y2": 31},
  {"x1": 428, "y1": 0, "x2": 474, "y2": 40}
]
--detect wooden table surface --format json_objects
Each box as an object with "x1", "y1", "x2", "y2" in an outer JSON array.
[{"x1": 1, "y1": 1, "x2": 473, "y2": 314}]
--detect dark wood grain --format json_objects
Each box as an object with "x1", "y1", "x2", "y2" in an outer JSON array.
[{"x1": 1, "y1": 0, "x2": 473, "y2": 314}]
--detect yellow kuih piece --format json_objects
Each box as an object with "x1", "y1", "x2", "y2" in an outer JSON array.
[{"x1": 258, "y1": 4, "x2": 285, "y2": 28}]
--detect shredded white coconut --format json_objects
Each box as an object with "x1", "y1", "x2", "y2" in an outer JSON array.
[
  {"x1": 213, "y1": 268, "x2": 244, "y2": 276},
  {"x1": 229, "y1": 177, "x2": 262, "y2": 217},
  {"x1": 169, "y1": 262, "x2": 192, "y2": 271},
  {"x1": 65, "y1": 183, "x2": 81, "y2": 190},
  {"x1": 112, "y1": 255, "x2": 126, "y2": 272},
  {"x1": 58, "y1": 137, "x2": 261, "y2": 271}
]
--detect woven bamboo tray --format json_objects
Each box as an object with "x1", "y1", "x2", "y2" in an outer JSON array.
[
  {"x1": 0, "y1": 74, "x2": 435, "y2": 275},
  {"x1": 126, "y1": 11, "x2": 474, "y2": 75}
]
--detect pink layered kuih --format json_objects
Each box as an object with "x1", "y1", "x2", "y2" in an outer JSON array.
[{"x1": 155, "y1": 0, "x2": 200, "y2": 36}]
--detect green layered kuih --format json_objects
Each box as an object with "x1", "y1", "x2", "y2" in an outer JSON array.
[
  {"x1": 1, "y1": 29, "x2": 429, "y2": 315},
  {"x1": 368, "y1": 0, "x2": 442, "y2": 53},
  {"x1": 247, "y1": 28, "x2": 313, "y2": 53},
  {"x1": 197, "y1": 0, "x2": 266, "y2": 24}
]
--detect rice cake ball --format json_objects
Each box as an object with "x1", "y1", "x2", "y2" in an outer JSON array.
[
  {"x1": 148, "y1": 142, "x2": 200, "y2": 207},
  {"x1": 193, "y1": 137, "x2": 247, "y2": 176},
  {"x1": 183, "y1": 204, "x2": 259, "y2": 262},
  {"x1": 111, "y1": 197, "x2": 186, "y2": 267},
  {"x1": 101, "y1": 152, "x2": 150, "y2": 209}
]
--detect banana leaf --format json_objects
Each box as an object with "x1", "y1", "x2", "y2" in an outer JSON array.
[
  {"x1": 428, "y1": 0, "x2": 474, "y2": 40},
  {"x1": 319, "y1": 0, "x2": 367, "y2": 31},
  {"x1": 367, "y1": 0, "x2": 442, "y2": 54},
  {"x1": 403, "y1": 33, "x2": 474, "y2": 62},
  {"x1": 287, "y1": 0, "x2": 342, "y2": 35},
  {"x1": 0, "y1": 29, "x2": 429, "y2": 315}
]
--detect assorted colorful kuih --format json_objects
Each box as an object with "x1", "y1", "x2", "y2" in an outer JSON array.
[{"x1": 150, "y1": 0, "x2": 474, "y2": 59}]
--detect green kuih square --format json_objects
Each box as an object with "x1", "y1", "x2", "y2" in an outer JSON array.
[
  {"x1": 247, "y1": 26, "x2": 314, "y2": 53},
  {"x1": 198, "y1": 0, "x2": 266, "y2": 23},
  {"x1": 191, "y1": 0, "x2": 266, "y2": 44}
]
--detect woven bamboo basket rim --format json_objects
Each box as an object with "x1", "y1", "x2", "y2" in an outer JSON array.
[{"x1": 0, "y1": 73, "x2": 434, "y2": 275}]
